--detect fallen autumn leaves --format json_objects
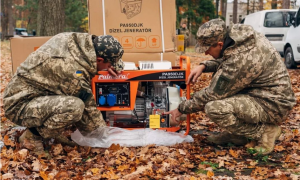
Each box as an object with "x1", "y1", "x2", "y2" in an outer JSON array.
[{"x1": 1, "y1": 42, "x2": 300, "y2": 179}]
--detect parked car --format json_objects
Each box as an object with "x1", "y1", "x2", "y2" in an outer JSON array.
[
  {"x1": 14, "y1": 28, "x2": 29, "y2": 36},
  {"x1": 284, "y1": 7, "x2": 300, "y2": 69},
  {"x1": 243, "y1": 9, "x2": 297, "y2": 56}
]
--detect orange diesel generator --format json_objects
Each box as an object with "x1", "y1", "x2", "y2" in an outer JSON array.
[{"x1": 91, "y1": 56, "x2": 191, "y2": 135}]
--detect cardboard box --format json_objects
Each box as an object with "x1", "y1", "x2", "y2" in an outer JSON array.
[
  {"x1": 176, "y1": 35, "x2": 184, "y2": 52},
  {"x1": 10, "y1": 36, "x2": 177, "y2": 74},
  {"x1": 10, "y1": 36, "x2": 52, "y2": 73},
  {"x1": 88, "y1": 0, "x2": 176, "y2": 53},
  {"x1": 122, "y1": 52, "x2": 177, "y2": 65}
]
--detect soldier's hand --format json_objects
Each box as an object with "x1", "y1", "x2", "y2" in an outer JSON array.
[
  {"x1": 107, "y1": 67, "x2": 123, "y2": 77},
  {"x1": 164, "y1": 109, "x2": 182, "y2": 126},
  {"x1": 187, "y1": 64, "x2": 206, "y2": 84},
  {"x1": 78, "y1": 81, "x2": 93, "y2": 103}
]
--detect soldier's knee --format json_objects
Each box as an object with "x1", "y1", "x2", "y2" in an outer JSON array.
[
  {"x1": 205, "y1": 101, "x2": 220, "y2": 118},
  {"x1": 42, "y1": 97, "x2": 85, "y2": 129},
  {"x1": 55, "y1": 96, "x2": 85, "y2": 118},
  {"x1": 66, "y1": 97, "x2": 85, "y2": 116},
  {"x1": 205, "y1": 100, "x2": 233, "y2": 121}
]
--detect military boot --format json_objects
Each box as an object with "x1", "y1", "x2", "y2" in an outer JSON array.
[
  {"x1": 37, "y1": 127, "x2": 78, "y2": 147},
  {"x1": 254, "y1": 125, "x2": 281, "y2": 155},
  {"x1": 19, "y1": 129, "x2": 44, "y2": 154},
  {"x1": 55, "y1": 134, "x2": 78, "y2": 147},
  {"x1": 207, "y1": 131, "x2": 248, "y2": 146}
]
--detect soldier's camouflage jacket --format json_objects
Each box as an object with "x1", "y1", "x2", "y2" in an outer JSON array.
[
  {"x1": 3, "y1": 32, "x2": 106, "y2": 130},
  {"x1": 180, "y1": 27, "x2": 190, "y2": 40},
  {"x1": 178, "y1": 24, "x2": 296, "y2": 123}
]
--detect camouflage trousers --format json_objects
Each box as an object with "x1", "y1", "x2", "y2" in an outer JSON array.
[
  {"x1": 205, "y1": 94, "x2": 271, "y2": 139},
  {"x1": 184, "y1": 40, "x2": 188, "y2": 51},
  {"x1": 18, "y1": 95, "x2": 85, "y2": 139}
]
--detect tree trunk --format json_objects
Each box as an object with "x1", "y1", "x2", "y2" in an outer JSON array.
[
  {"x1": 37, "y1": 0, "x2": 65, "y2": 36},
  {"x1": 224, "y1": 0, "x2": 227, "y2": 20},
  {"x1": 247, "y1": 0, "x2": 250, "y2": 14},
  {"x1": 187, "y1": 17, "x2": 190, "y2": 33},
  {"x1": 1, "y1": 0, "x2": 13, "y2": 40},
  {"x1": 259, "y1": 0, "x2": 264, "y2": 10},
  {"x1": 233, "y1": 0, "x2": 238, "y2": 23},
  {"x1": 1, "y1": 0, "x2": 7, "y2": 40},
  {"x1": 282, "y1": 0, "x2": 290, "y2": 9},
  {"x1": 272, "y1": 0, "x2": 278, "y2": 9},
  {"x1": 176, "y1": 5, "x2": 181, "y2": 28},
  {"x1": 8, "y1": 2, "x2": 14, "y2": 36},
  {"x1": 221, "y1": 0, "x2": 227, "y2": 18},
  {"x1": 216, "y1": 0, "x2": 219, "y2": 18},
  {"x1": 220, "y1": 0, "x2": 223, "y2": 17}
]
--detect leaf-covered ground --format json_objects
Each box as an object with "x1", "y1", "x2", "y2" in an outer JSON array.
[{"x1": 1, "y1": 42, "x2": 300, "y2": 179}]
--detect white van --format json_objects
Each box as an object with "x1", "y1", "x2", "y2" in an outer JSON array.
[
  {"x1": 284, "y1": 7, "x2": 300, "y2": 69},
  {"x1": 243, "y1": 9, "x2": 297, "y2": 56}
]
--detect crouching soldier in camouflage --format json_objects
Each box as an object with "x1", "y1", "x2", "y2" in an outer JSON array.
[
  {"x1": 166, "y1": 19, "x2": 296, "y2": 155},
  {"x1": 3, "y1": 33, "x2": 124, "y2": 154}
]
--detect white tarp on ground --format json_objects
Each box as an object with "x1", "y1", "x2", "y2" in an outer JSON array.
[{"x1": 71, "y1": 127, "x2": 194, "y2": 148}]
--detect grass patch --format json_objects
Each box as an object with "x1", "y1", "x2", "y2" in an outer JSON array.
[
  {"x1": 82, "y1": 156, "x2": 91, "y2": 162},
  {"x1": 201, "y1": 161, "x2": 219, "y2": 169},
  {"x1": 194, "y1": 168, "x2": 208, "y2": 175},
  {"x1": 247, "y1": 148, "x2": 269, "y2": 162}
]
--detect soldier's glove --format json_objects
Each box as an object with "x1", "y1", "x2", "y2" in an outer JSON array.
[{"x1": 78, "y1": 82, "x2": 93, "y2": 103}]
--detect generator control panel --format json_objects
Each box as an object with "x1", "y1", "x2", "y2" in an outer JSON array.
[{"x1": 95, "y1": 82, "x2": 130, "y2": 107}]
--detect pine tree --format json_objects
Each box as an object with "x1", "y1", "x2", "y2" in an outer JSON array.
[
  {"x1": 65, "y1": 0, "x2": 88, "y2": 32},
  {"x1": 15, "y1": 0, "x2": 38, "y2": 34}
]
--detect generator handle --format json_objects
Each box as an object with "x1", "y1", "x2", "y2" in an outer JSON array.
[
  {"x1": 179, "y1": 55, "x2": 191, "y2": 136},
  {"x1": 179, "y1": 55, "x2": 190, "y2": 75}
]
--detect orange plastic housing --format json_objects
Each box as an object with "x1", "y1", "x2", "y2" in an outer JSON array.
[{"x1": 91, "y1": 56, "x2": 191, "y2": 135}]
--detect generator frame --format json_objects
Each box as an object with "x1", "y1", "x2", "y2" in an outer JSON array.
[{"x1": 91, "y1": 56, "x2": 191, "y2": 135}]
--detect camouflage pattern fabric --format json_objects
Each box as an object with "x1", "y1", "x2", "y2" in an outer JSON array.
[
  {"x1": 205, "y1": 94, "x2": 267, "y2": 139},
  {"x1": 195, "y1": 19, "x2": 227, "y2": 54},
  {"x1": 179, "y1": 27, "x2": 190, "y2": 41},
  {"x1": 93, "y1": 35, "x2": 124, "y2": 72},
  {"x1": 179, "y1": 27, "x2": 190, "y2": 51},
  {"x1": 199, "y1": 58, "x2": 223, "y2": 73},
  {"x1": 3, "y1": 32, "x2": 110, "y2": 138},
  {"x1": 19, "y1": 96, "x2": 85, "y2": 138},
  {"x1": 178, "y1": 20, "x2": 296, "y2": 138}
]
